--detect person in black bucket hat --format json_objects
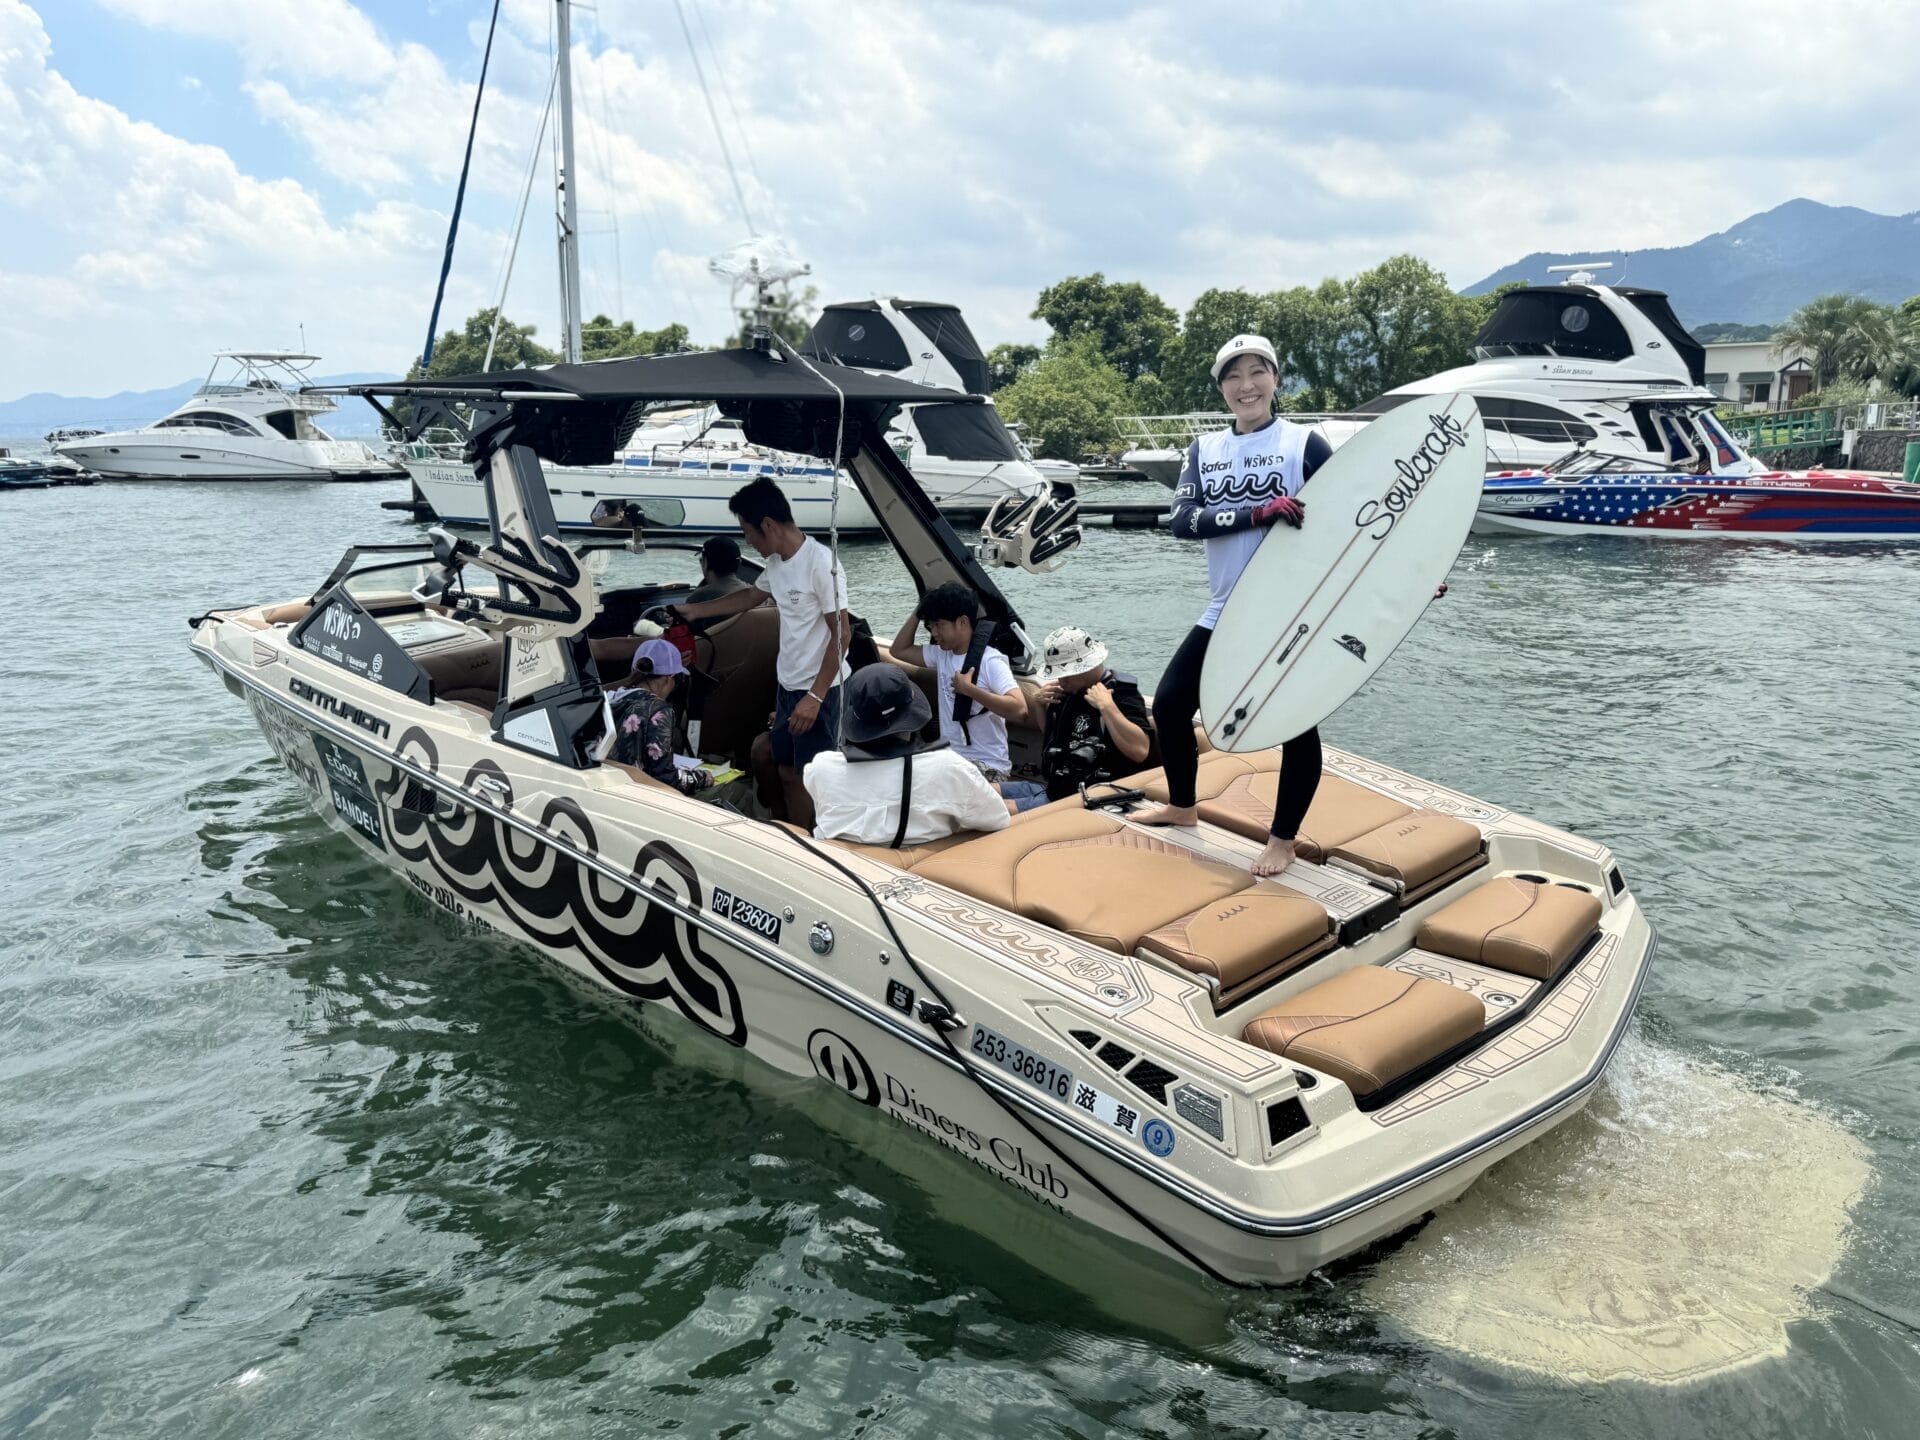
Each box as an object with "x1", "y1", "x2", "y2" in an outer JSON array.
[{"x1": 804, "y1": 666, "x2": 1011, "y2": 847}]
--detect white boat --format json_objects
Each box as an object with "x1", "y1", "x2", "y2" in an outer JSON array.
[
  {"x1": 804, "y1": 297, "x2": 1060, "y2": 511},
  {"x1": 1323, "y1": 264, "x2": 1718, "y2": 471},
  {"x1": 399, "y1": 403, "x2": 883, "y2": 535},
  {"x1": 191, "y1": 345, "x2": 1653, "y2": 1287},
  {"x1": 52, "y1": 352, "x2": 401, "y2": 482},
  {"x1": 1114, "y1": 415, "x2": 1233, "y2": 487}
]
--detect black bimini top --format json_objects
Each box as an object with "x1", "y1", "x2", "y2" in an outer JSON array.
[{"x1": 339, "y1": 347, "x2": 971, "y2": 467}]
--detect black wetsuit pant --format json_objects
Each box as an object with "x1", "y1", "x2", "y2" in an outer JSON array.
[{"x1": 1152, "y1": 624, "x2": 1322, "y2": 839}]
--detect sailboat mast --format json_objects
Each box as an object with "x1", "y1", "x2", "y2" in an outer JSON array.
[{"x1": 554, "y1": 0, "x2": 584, "y2": 364}]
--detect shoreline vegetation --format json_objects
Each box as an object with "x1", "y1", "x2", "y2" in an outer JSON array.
[{"x1": 396, "y1": 270, "x2": 1920, "y2": 463}]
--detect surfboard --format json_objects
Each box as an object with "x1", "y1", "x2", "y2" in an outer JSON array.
[{"x1": 1199, "y1": 395, "x2": 1485, "y2": 752}]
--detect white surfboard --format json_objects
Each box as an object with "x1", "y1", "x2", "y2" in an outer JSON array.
[{"x1": 1199, "y1": 395, "x2": 1485, "y2": 752}]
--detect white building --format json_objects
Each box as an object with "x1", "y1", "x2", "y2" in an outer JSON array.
[{"x1": 1702, "y1": 339, "x2": 1814, "y2": 410}]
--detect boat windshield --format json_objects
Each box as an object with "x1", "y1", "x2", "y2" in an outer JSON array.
[
  {"x1": 1543, "y1": 447, "x2": 1674, "y2": 477},
  {"x1": 911, "y1": 402, "x2": 1022, "y2": 462},
  {"x1": 1472, "y1": 288, "x2": 1634, "y2": 364}
]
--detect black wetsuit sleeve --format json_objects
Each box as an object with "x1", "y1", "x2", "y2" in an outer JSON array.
[{"x1": 1301, "y1": 431, "x2": 1332, "y2": 482}]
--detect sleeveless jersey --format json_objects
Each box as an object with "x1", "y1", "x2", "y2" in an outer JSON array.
[{"x1": 1189, "y1": 418, "x2": 1310, "y2": 628}]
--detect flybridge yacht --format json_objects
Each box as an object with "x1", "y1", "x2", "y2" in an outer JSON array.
[
  {"x1": 189, "y1": 343, "x2": 1651, "y2": 1286},
  {"x1": 398, "y1": 299, "x2": 1070, "y2": 547},
  {"x1": 53, "y1": 352, "x2": 400, "y2": 482},
  {"x1": 805, "y1": 298, "x2": 1066, "y2": 507},
  {"x1": 1326, "y1": 265, "x2": 1719, "y2": 472}
]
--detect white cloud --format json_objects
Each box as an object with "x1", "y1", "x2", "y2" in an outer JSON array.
[
  {"x1": 4, "y1": 0, "x2": 1918, "y2": 400},
  {"x1": 0, "y1": 0, "x2": 469, "y2": 393}
]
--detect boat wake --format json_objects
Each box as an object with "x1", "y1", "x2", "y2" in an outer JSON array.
[{"x1": 1360, "y1": 1032, "x2": 1870, "y2": 1385}]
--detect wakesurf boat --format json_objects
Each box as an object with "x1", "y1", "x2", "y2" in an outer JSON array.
[
  {"x1": 189, "y1": 343, "x2": 1652, "y2": 1286},
  {"x1": 53, "y1": 352, "x2": 401, "y2": 482},
  {"x1": 1326, "y1": 264, "x2": 1720, "y2": 472},
  {"x1": 1476, "y1": 400, "x2": 1920, "y2": 540}
]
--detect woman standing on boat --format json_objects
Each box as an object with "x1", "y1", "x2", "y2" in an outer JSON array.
[{"x1": 1133, "y1": 334, "x2": 1333, "y2": 876}]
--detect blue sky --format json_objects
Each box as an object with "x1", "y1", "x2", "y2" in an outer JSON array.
[{"x1": 4, "y1": 0, "x2": 1916, "y2": 399}]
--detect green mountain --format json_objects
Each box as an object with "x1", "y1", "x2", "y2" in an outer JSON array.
[{"x1": 1466, "y1": 199, "x2": 1920, "y2": 325}]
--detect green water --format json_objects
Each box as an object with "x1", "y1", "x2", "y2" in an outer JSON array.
[{"x1": 3, "y1": 477, "x2": 1917, "y2": 1437}]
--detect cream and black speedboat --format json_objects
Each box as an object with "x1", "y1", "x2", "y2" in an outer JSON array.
[{"x1": 188, "y1": 344, "x2": 1653, "y2": 1287}]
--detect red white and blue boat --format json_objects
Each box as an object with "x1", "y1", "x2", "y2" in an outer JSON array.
[{"x1": 1475, "y1": 404, "x2": 1920, "y2": 541}]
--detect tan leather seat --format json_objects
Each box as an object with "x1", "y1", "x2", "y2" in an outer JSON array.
[
  {"x1": 1138, "y1": 751, "x2": 1415, "y2": 854},
  {"x1": 825, "y1": 831, "x2": 977, "y2": 872},
  {"x1": 693, "y1": 606, "x2": 781, "y2": 766},
  {"x1": 1327, "y1": 809, "x2": 1483, "y2": 899},
  {"x1": 1416, "y1": 876, "x2": 1602, "y2": 980},
  {"x1": 1141, "y1": 889, "x2": 1334, "y2": 1004},
  {"x1": 914, "y1": 808, "x2": 1247, "y2": 954},
  {"x1": 590, "y1": 634, "x2": 645, "y2": 677},
  {"x1": 1242, "y1": 966, "x2": 1485, "y2": 1099}
]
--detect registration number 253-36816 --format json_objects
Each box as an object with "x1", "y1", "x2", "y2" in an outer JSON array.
[{"x1": 969, "y1": 1024, "x2": 1072, "y2": 1100}]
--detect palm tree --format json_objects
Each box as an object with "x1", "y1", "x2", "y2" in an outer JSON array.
[{"x1": 1773, "y1": 294, "x2": 1899, "y2": 389}]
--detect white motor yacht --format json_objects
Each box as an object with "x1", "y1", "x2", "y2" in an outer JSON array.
[
  {"x1": 189, "y1": 343, "x2": 1652, "y2": 1287},
  {"x1": 398, "y1": 402, "x2": 884, "y2": 536},
  {"x1": 1323, "y1": 265, "x2": 1718, "y2": 471},
  {"x1": 52, "y1": 352, "x2": 401, "y2": 482}
]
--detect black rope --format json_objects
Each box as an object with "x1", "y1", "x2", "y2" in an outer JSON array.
[
  {"x1": 420, "y1": 0, "x2": 503, "y2": 369},
  {"x1": 778, "y1": 826, "x2": 1245, "y2": 1287}
]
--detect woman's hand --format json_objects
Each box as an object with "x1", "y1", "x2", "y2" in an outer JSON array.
[{"x1": 1252, "y1": 495, "x2": 1305, "y2": 529}]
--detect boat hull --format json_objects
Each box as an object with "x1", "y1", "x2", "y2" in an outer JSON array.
[
  {"x1": 55, "y1": 436, "x2": 400, "y2": 482},
  {"x1": 1476, "y1": 470, "x2": 1920, "y2": 541},
  {"x1": 193, "y1": 606, "x2": 1652, "y2": 1289}
]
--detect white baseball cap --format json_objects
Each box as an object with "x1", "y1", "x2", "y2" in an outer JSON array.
[{"x1": 1211, "y1": 333, "x2": 1278, "y2": 382}]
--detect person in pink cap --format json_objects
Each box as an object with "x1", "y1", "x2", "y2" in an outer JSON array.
[{"x1": 609, "y1": 638, "x2": 712, "y2": 794}]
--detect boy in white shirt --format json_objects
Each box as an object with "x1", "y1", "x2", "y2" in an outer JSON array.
[
  {"x1": 675, "y1": 476, "x2": 850, "y2": 829},
  {"x1": 806, "y1": 665, "x2": 1010, "y2": 847},
  {"x1": 888, "y1": 582, "x2": 1026, "y2": 781}
]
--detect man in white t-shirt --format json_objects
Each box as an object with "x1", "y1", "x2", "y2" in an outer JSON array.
[
  {"x1": 675, "y1": 476, "x2": 850, "y2": 829},
  {"x1": 887, "y1": 582, "x2": 1026, "y2": 780},
  {"x1": 806, "y1": 664, "x2": 1009, "y2": 847}
]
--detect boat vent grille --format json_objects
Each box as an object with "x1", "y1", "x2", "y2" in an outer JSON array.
[
  {"x1": 1266, "y1": 1097, "x2": 1311, "y2": 1149},
  {"x1": 1096, "y1": 1041, "x2": 1136, "y2": 1072},
  {"x1": 1070, "y1": 1029, "x2": 1101, "y2": 1050},
  {"x1": 1124, "y1": 1059, "x2": 1178, "y2": 1104}
]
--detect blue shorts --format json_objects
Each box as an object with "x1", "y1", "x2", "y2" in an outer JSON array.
[
  {"x1": 771, "y1": 684, "x2": 843, "y2": 772},
  {"x1": 1001, "y1": 780, "x2": 1050, "y2": 813}
]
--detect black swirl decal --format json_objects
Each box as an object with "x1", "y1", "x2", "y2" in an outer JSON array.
[{"x1": 375, "y1": 725, "x2": 748, "y2": 1046}]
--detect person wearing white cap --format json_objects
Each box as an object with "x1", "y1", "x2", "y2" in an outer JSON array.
[
  {"x1": 997, "y1": 625, "x2": 1153, "y2": 813},
  {"x1": 1131, "y1": 334, "x2": 1333, "y2": 876}
]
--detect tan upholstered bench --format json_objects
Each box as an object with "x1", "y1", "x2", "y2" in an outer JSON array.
[
  {"x1": 1325, "y1": 809, "x2": 1483, "y2": 900},
  {"x1": 1242, "y1": 966, "x2": 1485, "y2": 1100},
  {"x1": 1140, "y1": 889, "x2": 1335, "y2": 1006},
  {"x1": 1136, "y1": 751, "x2": 1421, "y2": 858},
  {"x1": 1415, "y1": 876, "x2": 1602, "y2": 981},
  {"x1": 913, "y1": 808, "x2": 1248, "y2": 955}
]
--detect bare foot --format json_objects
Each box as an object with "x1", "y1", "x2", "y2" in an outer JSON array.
[
  {"x1": 1251, "y1": 837, "x2": 1297, "y2": 877},
  {"x1": 1132, "y1": 803, "x2": 1199, "y2": 827}
]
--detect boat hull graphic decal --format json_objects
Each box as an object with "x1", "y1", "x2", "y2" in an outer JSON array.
[{"x1": 380, "y1": 725, "x2": 747, "y2": 1046}]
